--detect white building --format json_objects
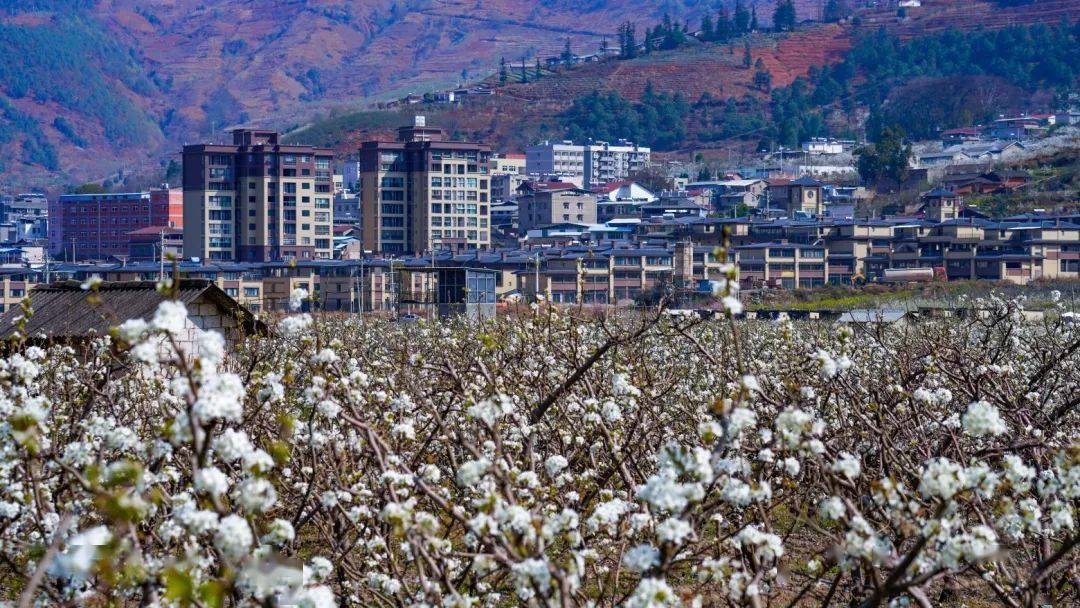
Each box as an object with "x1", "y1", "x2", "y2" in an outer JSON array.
[
  {"x1": 526, "y1": 140, "x2": 650, "y2": 188},
  {"x1": 801, "y1": 138, "x2": 845, "y2": 155}
]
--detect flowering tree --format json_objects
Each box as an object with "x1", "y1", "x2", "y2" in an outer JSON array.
[{"x1": 0, "y1": 287, "x2": 1077, "y2": 607}]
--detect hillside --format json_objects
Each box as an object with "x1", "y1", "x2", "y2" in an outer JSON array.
[
  {"x1": 0, "y1": 0, "x2": 771, "y2": 191},
  {"x1": 291, "y1": 1, "x2": 1080, "y2": 159},
  {"x1": 0, "y1": 0, "x2": 1077, "y2": 190}
]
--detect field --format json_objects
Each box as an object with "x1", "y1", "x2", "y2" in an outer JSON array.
[{"x1": 0, "y1": 288, "x2": 1077, "y2": 606}]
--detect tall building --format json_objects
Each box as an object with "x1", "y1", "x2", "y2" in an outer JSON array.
[
  {"x1": 359, "y1": 117, "x2": 492, "y2": 254},
  {"x1": 183, "y1": 129, "x2": 334, "y2": 262},
  {"x1": 526, "y1": 140, "x2": 650, "y2": 188},
  {"x1": 49, "y1": 188, "x2": 182, "y2": 260}
]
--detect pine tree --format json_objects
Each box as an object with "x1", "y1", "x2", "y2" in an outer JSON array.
[
  {"x1": 734, "y1": 0, "x2": 750, "y2": 32},
  {"x1": 624, "y1": 22, "x2": 637, "y2": 59},
  {"x1": 823, "y1": 0, "x2": 849, "y2": 23},
  {"x1": 701, "y1": 14, "x2": 714, "y2": 41},
  {"x1": 753, "y1": 58, "x2": 772, "y2": 90},
  {"x1": 750, "y1": 6, "x2": 759, "y2": 31},
  {"x1": 561, "y1": 37, "x2": 573, "y2": 63},
  {"x1": 499, "y1": 57, "x2": 507, "y2": 84},
  {"x1": 520, "y1": 58, "x2": 528, "y2": 83},
  {"x1": 715, "y1": 7, "x2": 732, "y2": 42},
  {"x1": 535, "y1": 58, "x2": 543, "y2": 79},
  {"x1": 773, "y1": 0, "x2": 797, "y2": 31},
  {"x1": 743, "y1": 41, "x2": 752, "y2": 68}
]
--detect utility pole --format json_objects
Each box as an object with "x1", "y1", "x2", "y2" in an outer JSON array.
[
  {"x1": 359, "y1": 258, "x2": 365, "y2": 313},
  {"x1": 159, "y1": 228, "x2": 166, "y2": 282},
  {"x1": 534, "y1": 251, "x2": 541, "y2": 302}
]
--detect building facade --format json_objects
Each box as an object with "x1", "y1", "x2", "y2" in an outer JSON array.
[
  {"x1": 517, "y1": 183, "x2": 597, "y2": 235},
  {"x1": 183, "y1": 129, "x2": 335, "y2": 262},
  {"x1": 49, "y1": 188, "x2": 182, "y2": 260},
  {"x1": 526, "y1": 140, "x2": 650, "y2": 188},
  {"x1": 359, "y1": 117, "x2": 492, "y2": 254}
]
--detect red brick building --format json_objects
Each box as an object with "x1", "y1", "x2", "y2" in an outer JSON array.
[{"x1": 49, "y1": 188, "x2": 183, "y2": 261}]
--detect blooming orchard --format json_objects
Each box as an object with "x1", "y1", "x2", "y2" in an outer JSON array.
[{"x1": 0, "y1": 291, "x2": 1077, "y2": 607}]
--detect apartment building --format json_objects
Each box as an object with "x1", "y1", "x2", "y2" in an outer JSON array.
[
  {"x1": 736, "y1": 242, "x2": 828, "y2": 289},
  {"x1": 183, "y1": 129, "x2": 335, "y2": 262},
  {"x1": 526, "y1": 140, "x2": 651, "y2": 188},
  {"x1": 516, "y1": 182, "x2": 597, "y2": 235},
  {"x1": 49, "y1": 188, "x2": 182, "y2": 260},
  {"x1": 517, "y1": 241, "x2": 726, "y2": 304},
  {"x1": 490, "y1": 153, "x2": 527, "y2": 203},
  {"x1": 359, "y1": 117, "x2": 492, "y2": 254},
  {"x1": 1, "y1": 193, "x2": 48, "y2": 243}
]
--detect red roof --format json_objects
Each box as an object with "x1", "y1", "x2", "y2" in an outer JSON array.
[
  {"x1": 592, "y1": 180, "x2": 634, "y2": 194},
  {"x1": 501, "y1": 153, "x2": 526, "y2": 159}
]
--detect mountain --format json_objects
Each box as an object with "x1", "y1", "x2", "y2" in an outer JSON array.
[{"x1": 0, "y1": 0, "x2": 1075, "y2": 190}]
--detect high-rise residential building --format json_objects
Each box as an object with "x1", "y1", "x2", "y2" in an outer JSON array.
[
  {"x1": 359, "y1": 116, "x2": 491, "y2": 254},
  {"x1": 49, "y1": 188, "x2": 182, "y2": 261},
  {"x1": 182, "y1": 129, "x2": 334, "y2": 262},
  {"x1": 526, "y1": 140, "x2": 650, "y2": 188}
]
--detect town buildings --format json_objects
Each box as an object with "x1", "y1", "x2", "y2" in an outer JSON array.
[
  {"x1": 182, "y1": 129, "x2": 335, "y2": 263},
  {"x1": 358, "y1": 117, "x2": 492, "y2": 254},
  {"x1": 526, "y1": 140, "x2": 650, "y2": 188},
  {"x1": 490, "y1": 153, "x2": 528, "y2": 203},
  {"x1": 516, "y1": 181, "x2": 597, "y2": 235},
  {"x1": 48, "y1": 188, "x2": 182, "y2": 261},
  {"x1": 0, "y1": 193, "x2": 48, "y2": 243}
]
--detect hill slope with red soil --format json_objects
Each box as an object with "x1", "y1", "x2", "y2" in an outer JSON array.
[{"x1": 1, "y1": 0, "x2": 1077, "y2": 190}]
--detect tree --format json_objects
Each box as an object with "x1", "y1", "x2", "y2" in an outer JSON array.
[
  {"x1": 498, "y1": 57, "x2": 507, "y2": 84},
  {"x1": 628, "y1": 163, "x2": 674, "y2": 192},
  {"x1": 535, "y1": 58, "x2": 543, "y2": 79},
  {"x1": 701, "y1": 14, "x2": 714, "y2": 41},
  {"x1": 823, "y1": 0, "x2": 850, "y2": 22},
  {"x1": 773, "y1": 0, "x2": 797, "y2": 32},
  {"x1": 754, "y1": 59, "x2": 773, "y2": 91},
  {"x1": 561, "y1": 37, "x2": 573, "y2": 63},
  {"x1": 619, "y1": 22, "x2": 637, "y2": 59},
  {"x1": 734, "y1": 0, "x2": 750, "y2": 33},
  {"x1": 743, "y1": 41, "x2": 752, "y2": 68},
  {"x1": 750, "y1": 6, "x2": 759, "y2": 31},
  {"x1": 73, "y1": 182, "x2": 107, "y2": 194},
  {"x1": 715, "y1": 7, "x2": 733, "y2": 42},
  {"x1": 520, "y1": 58, "x2": 528, "y2": 83},
  {"x1": 856, "y1": 126, "x2": 912, "y2": 185}
]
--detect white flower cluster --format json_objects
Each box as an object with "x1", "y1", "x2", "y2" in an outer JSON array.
[{"x1": 0, "y1": 293, "x2": 1075, "y2": 607}]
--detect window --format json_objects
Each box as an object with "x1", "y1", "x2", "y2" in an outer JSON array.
[
  {"x1": 382, "y1": 190, "x2": 404, "y2": 201},
  {"x1": 381, "y1": 203, "x2": 405, "y2": 214},
  {"x1": 244, "y1": 287, "x2": 260, "y2": 297},
  {"x1": 381, "y1": 176, "x2": 405, "y2": 188}
]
